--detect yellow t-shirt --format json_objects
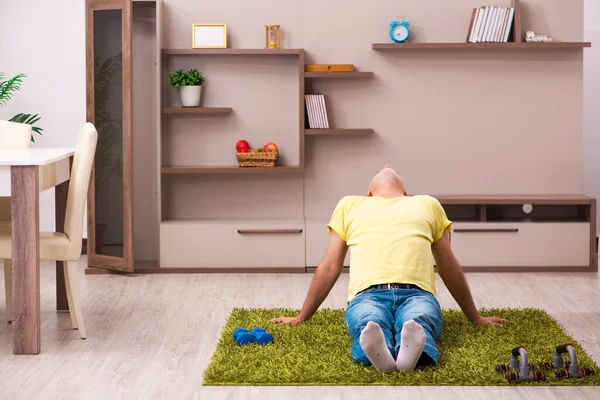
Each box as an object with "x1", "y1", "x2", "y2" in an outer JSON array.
[{"x1": 327, "y1": 194, "x2": 452, "y2": 302}]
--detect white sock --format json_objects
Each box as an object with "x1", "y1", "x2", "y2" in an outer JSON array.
[
  {"x1": 395, "y1": 320, "x2": 427, "y2": 371},
  {"x1": 359, "y1": 321, "x2": 397, "y2": 372}
]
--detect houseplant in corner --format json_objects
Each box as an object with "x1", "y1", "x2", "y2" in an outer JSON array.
[
  {"x1": 0, "y1": 72, "x2": 44, "y2": 141},
  {"x1": 169, "y1": 68, "x2": 205, "y2": 107}
]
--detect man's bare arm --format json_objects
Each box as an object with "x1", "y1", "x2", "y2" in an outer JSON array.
[
  {"x1": 432, "y1": 229, "x2": 505, "y2": 326},
  {"x1": 271, "y1": 230, "x2": 347, "y2": 325}
]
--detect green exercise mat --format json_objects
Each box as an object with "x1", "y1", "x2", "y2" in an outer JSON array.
[{"x1": 203, "y1": 307, "x2": 599, "y2": 386}]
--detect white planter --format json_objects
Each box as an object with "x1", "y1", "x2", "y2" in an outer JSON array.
[{"x1": 180, "y1": 85, "x2": 202, "y2": 107}]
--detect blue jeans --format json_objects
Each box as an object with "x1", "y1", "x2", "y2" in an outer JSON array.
[{"x1": 345, "y1": 287, "x2": 443, "y2": 368}]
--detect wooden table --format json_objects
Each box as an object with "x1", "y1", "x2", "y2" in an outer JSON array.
[{"x1": 0, "y1": 148, "x2": 74, "y2": 355}]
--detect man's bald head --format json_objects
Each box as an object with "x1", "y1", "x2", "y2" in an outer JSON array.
[{"x1": 367, "y1": 165, "x2": 407, "y2": 198}]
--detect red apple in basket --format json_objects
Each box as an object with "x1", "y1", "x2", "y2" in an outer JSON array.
[
  {"x1": 264, "y1": 142, "x2": 278, "y2": 152},
  {"x1": 236, "y1": 140, "x2": 249, "y2": 152}
]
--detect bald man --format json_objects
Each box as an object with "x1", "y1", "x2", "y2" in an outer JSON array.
[{"x1": 272, "y1": 165, "x2": 504, "y2": 372}]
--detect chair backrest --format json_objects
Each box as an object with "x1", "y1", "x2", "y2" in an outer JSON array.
[
  {"x1": 64, "y1": 123, "x2": 98, "y2": 259},
  {"x1": 0, "y1": 120, "x2": 32, "y2": 148},
  {"x1": 0, "y1": 120, "x2": 32, "y2": 221}
]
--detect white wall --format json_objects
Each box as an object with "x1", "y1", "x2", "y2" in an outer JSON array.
[
  {"x1": 584, "y1": 0, "x2": 600, "y2": 234},
  {"x1": 0, "y1": 0, "x2": 86, "y2": 234}
]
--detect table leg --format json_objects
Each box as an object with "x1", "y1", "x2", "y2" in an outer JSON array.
[
  {"x1": 55, "y1": 176, "x2": 69, "y2": 312},
  {"x1": 11, "y1": 165, "x2": 41, "y2": 355}
]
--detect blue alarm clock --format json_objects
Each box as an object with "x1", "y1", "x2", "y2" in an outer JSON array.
[{"x1": 389, "y1": 19, "x2": 410, "y2": 43}]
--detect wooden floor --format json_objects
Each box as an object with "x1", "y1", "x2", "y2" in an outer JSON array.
[{"x1": 0, "y1": 258, "x2": 598, "y2": 400}]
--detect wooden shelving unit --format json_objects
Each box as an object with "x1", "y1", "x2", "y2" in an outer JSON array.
[
  {"x1": 305, "y1": 72, "x2": 374, "y2": 79},
  {"x1": 372, "y1": 0, "x2": 591, "y2": 51},
  {"x1": 162, "y1": 48, "x2": 303, "y2": 56},
  {"x1": 372, "y1": 42, "x2": 591, "y2": 50},
  {"x1": 160, "y1": 47, "x2": 305, "y2": 174},
  {"x1": 305, "y1": 129, "x2": 374, "y2": 136},
  {"x1": 161, "y1": 165, "x2": 303, "y2": 174},
  {"x1": 152, "y1": 0, "x2": 594, "y2": 273},
  {"x1": 434, "y1": 194, "x2": 597, "y2": 272},
  {"x1": 303, "y1": 68, "x2": 374, "y2": 138},
  {"x1": 161, "y1": 107, "x2": 233, "y2": 115}
]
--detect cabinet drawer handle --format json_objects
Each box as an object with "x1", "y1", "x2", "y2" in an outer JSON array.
[
  {"x1": 454, "y1": 228, "x2": 519, "y2": 233},
  {"x1": 237, "y1": 229, "x2": 303, "y2": 234}
]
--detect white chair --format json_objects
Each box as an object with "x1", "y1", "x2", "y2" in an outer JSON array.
[
  {"x1": 0, "y1": 120, "x2": 33, "y2": 324},
  {"x1": 1, "y1": 122, "x2": 98, "y2": 339}
]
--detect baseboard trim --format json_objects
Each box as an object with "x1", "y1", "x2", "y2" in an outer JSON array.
[
  {"x1": 306, "y1": 266, "x2": 597, "y2": 273},
  {"x1": 85, "y1": 264, "x2": 597, "y2": 275},
  {"x1": 459, "y1": 265, "x2": 597, "y2": 273},
  {"x1": 85, "y1": 266, "x2": 307, "y2": 274}
]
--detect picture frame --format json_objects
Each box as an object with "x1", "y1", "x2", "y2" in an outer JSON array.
[{"x1": 192, "y1": 24, "x2": 227, "y2": 49}]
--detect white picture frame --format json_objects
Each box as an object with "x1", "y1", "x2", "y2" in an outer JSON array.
[{"x1": 192, "y1": 24, "x2": 227, "y2": 49}]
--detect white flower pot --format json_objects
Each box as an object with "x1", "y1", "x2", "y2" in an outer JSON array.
[{"x1": 180, "y1": 85, "x2": 202, "y2": 107}]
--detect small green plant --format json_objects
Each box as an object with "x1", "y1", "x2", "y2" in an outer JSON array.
[
  {"x1": 169, "y1": 69, "x2": 205, "y2": 87},
  {"x1": 0, "y1": 72, "x2": 43, "y2": 142}
]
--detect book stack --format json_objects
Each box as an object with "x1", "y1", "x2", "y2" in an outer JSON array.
[
  {"x1": 466, "y1": 6, "x2": 515, "y2": 43},
  {"x1": 304, "y1": 94, "x2": 330, "y2": 129}
]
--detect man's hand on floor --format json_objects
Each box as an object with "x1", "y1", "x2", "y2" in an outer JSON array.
[
  {"x1": 270, "y1": 316, "x2": 303, "y2": 326},
  {"x1": 474, "y1": 315, "x2": 506, "y2": 327}
]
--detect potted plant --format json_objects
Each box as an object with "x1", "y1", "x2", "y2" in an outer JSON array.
[
  {"x1": 169, "y1": 69, "x2": 205, "y2": 107},
  {"x1": 0, "y1": 72, "x2": 44, "y2": 141}
]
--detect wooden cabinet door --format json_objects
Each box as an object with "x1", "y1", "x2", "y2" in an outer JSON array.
[{"x1": 85, "y1": 0, "x2": 134, "y2": 272}]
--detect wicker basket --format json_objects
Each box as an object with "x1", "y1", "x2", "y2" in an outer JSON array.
[{"x1": 236, "y1": 151, "x2": 278, "y2": 167}]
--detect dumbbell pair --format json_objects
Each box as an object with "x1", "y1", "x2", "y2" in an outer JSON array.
[{"x1": 232, "y1": 327, "x2": 274, "y2": 346}]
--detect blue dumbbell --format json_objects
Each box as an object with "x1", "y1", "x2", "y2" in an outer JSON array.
[
  {"x1": 251, "y1": 327, "x2": 274, "y2": 345},
  {"x1": 255, "y1": 331, "x2": 274, "y2": 345},
  {"x1": 251, "y1": 328, "x2": 265, "y2": 336},
  {"x1": 232, "y1": 328, "x2": 255, "y2": 345}
]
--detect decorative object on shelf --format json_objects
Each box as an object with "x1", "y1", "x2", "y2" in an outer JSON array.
[
  {"x1": 466, "y1": 6, "x2": 516, "y2": 43},
  {"x1": 389, "y1": 18, "x2": 410, "y2": 43},
  {"x1": 305, "y1": 64, "x2": 354, "y2": 72},
  {"x1": 525, "y1": 31, "x2": 553, "y2": 43},
  {"x1": 235, "y1": 140, "x2": 279, "y2": 167},
  {"x1": 169, "y1": 69, "x2": 206, "y2": 107},
  {"x1": 192, "y1": 23, "x2": 227, "y2": 48},
  {"x1": 265, "y1": 25, "x2": 281, "y2": 48},
  {"x1": 0, "y1": 72, "x2": 43, "y2": 142},
  {"x1": 305, "y1": 94, "x2": 329, "y2": 129}
]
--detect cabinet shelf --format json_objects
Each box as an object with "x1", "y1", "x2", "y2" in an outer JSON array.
[
  {"x1": 162, "y1": 48, "x2": 303, "y2": 56},
  {"x1": 434, "y1": 194, "x2": 595, "y2": 205},
  {"x1": 305, "y1": 129, "x2": 374, "y2": 136},
  {"x1": 162, "y1": 107, "x2": 233, "y2": 115},
  {"x1": 437, "y1": 195, "x2": 595, "y2": 223},
  {"x1": 304, "y1": 72, "x2": 374, "y2": 79},
  {"x1": 161, "y1": 165, "x2": 303, "y2": 174},
  {"x1": 372, "y1": 42, "x2": 591, "y2": 50},
  {"x1": 161, "y1": 218, "x2": 305, "y2": 225}
]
